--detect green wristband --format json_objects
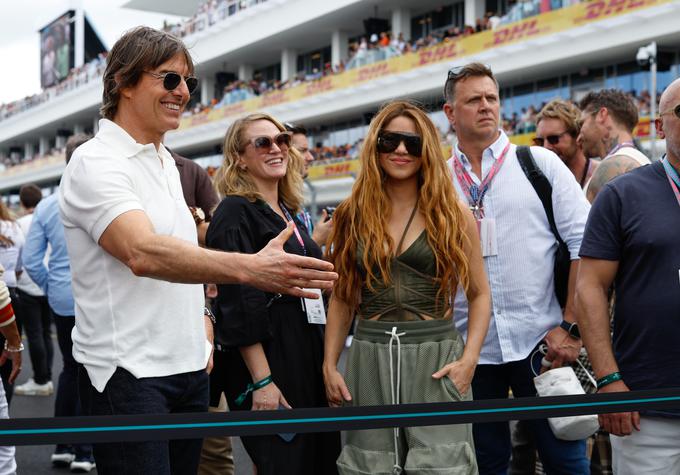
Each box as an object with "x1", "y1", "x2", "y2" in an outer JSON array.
[
  {"x1": 235, "y1": 375, "x2": 274, "y2": 406},
  {"x1": 596, "y1": 372, "x2": 622, "y2": 390}
]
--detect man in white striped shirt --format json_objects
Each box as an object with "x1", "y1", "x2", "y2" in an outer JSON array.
[{"x1": 443, "y1": 63, "x2": 591, "y2": 475}]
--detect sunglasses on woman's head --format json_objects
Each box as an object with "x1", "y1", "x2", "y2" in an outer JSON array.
[
  {"x1": 144, "y1": 71, "x2": 198, "y2": 94},
  {"x1": 532, "y1": 131, "x2": 570, "y2": 147},
  {"x1": 246, "y1": 132, "x2": 292, "y2": 151},
  {"x1": 377, "y1": 132, "x2": 423, "y2": 157},
  {"x1": 660, "y1": 103, "x2": 680, "y2": 120}
]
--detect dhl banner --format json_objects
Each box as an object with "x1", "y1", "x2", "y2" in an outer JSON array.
[
  {"x1": 307, "y1": 159, "x2": 360, "y2": 180},
  {"x1": 179, "y1": 0, "x2": 670, "y2": 131}
]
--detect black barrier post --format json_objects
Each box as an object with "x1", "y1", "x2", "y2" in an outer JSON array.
[{"x1": 2, "y1": 388, "x2": 680, "y2": 446}]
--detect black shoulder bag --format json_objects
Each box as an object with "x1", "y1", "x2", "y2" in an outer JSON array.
[{"x1": 516, "y1": 146, "x2": 570, "y2": 308}]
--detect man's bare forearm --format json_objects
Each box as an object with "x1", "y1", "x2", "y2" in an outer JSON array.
[
  {"x1": 576, "y1": 282, "x2": 618, "y2": 379},
  {"x1": 127, "y1": 233, "x2": 249, "y2": 284}
]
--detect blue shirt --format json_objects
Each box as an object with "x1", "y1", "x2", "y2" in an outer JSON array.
[{"x1": 23, "y1": 194, "x2": 74, "y2": 316}]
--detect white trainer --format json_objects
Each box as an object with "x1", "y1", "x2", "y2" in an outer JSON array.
[
  {"x1": 14, "y1": 378, "x2": 54, "y2": 396},
  {"x1": 70, "y1": 459, "x2": 96, "y2": 473},
  {"x1": 51, "y1": 452, "x2": 75, "y2": 467}
]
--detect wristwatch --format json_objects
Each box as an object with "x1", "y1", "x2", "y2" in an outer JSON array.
[
  {"x1": 203, "y1": 306, "x2": 216, "y2": 325},
  {"x1": 560, "y1": 320, "x2": 580, "y2": 339},
  {"x1": 189, "y1": 206, "x2": 206, "y2": 225}
]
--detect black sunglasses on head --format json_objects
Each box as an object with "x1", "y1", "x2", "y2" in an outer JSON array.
[
  {"x1": 246, "y1": 132, "x2": 292, "y2": 151},
  {"x1": 532, "y1": 131, "x2": 570, "y2": 147},
  {"x1": 145, "y1": 71, "x2": 198, "y2": 94},
  {"x1": 660, "y1": 103, "x2": 680, "y2": 119},
  {"x1": 377, "y1": 131, "x2": 423, "y2": 157},
  {"x1": 446, "y1": 63, "x2": 493, "y2": 81}
]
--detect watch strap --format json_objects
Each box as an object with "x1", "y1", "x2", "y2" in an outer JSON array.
[{"x1": 560, "y1": 320, "x2": 580, "y2": 339}]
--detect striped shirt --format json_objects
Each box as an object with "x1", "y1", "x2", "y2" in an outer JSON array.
[{"x1": 450, "y1": 131, "x2": 590, "y2": 364}]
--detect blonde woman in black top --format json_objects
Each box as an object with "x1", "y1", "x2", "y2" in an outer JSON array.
[{"x1": 207, "y1": 113, "x2": 340, "y2": 475}]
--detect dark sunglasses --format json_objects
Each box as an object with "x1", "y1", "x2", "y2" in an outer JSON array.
[
  {"x1": 377, "y1": 132, "x2": 423, "y2": 157},
  {"x1": 660, "y1": 103, "x2": 680, "y2": 119},
  {"x1": 144, "y1": 71, "x2": 198, "y2": 94},
  {"x1": 532, "y1": 131, "x2": 570, "y2": 147},
  {"x1": 446, "y1": 63, "x2": 492, "y2": 81},
  {"x1": 246, "y1": 132, "x2": 292, "y2": 151}
]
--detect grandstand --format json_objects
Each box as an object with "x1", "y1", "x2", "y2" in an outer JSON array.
[{"x1": 1, "y1": 0, "x2": 679, "y2": 210}]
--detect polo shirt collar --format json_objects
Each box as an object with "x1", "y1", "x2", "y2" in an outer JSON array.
[
  {"x1": 454, "y1": 129, "x2": 509, "y2": 165},
  {"x1": 96, "y1": 119, "x2": 171, "y2": 161}
]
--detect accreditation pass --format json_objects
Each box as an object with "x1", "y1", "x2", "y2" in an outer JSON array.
[{"x1": 302, "y1": 289, "x2": 327, "y2": 324}]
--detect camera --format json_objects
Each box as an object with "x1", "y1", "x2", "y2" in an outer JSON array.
[
  {"x1": 636, "y1": 42, "x2": 657, "y2": 66},
  {"x1": 322, "y1": 206, "x2": 336, "y2": 221}
]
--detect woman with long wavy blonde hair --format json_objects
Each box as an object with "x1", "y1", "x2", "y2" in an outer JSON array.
[
  {"x1": 323, "y1": 100, "x2": 491, "y2": 474},
  {"x1": 207, "y1": 113, "x2": 340, "y2": 475}
]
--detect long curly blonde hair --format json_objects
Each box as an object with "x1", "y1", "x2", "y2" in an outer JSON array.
[
  {"x1": 213, "y1": 113, "x2": 304, "y2": 213},
  {"x1": 327, "y1": 100, "x2": 470, "y2": 308}
]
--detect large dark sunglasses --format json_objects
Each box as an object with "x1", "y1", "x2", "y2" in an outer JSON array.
[
  {"x1": 532, "y1": 131, "x2": 570, "y2": 147},
  {"x1": 246, "y1": 132, "x2": 292, "y2": 151},
  {"x1": 660, "y1": 103, "x2": 680, "y2": 119},
  {"x1": 144, "y1": 71, "x2": 198, "y2": 94},
  {"x1": 377, "y1": 132, "x2": 423, "y2": 157}
]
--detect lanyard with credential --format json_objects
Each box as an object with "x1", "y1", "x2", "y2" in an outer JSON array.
[
  {"x1": 606, "y1": 142, "x2": 635, "y2": 158},
  {"x1": 452, "y1": 142, "x2": 511, "y2": 219},
  {"x1": 662, "y1": 157, "x2": 680, "y2": 208},
  {"x1": 280, "y1": 203, "x2": 307, "y2": 256}
]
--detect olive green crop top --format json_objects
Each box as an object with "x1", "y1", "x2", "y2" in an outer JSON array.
[{"x1": 356, "y1": 205, "x2": 449, "y2": 321}]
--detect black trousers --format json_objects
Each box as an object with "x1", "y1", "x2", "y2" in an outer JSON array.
[
  {"x1": 79, "y1": 366, "x2": 209, "y2": 475},
  {"x1": 219, "y1": 301, "x2": 340, "y2": 475},
  {"x1": 15, "y1": 289, "x2": 53, "y2": 384}
]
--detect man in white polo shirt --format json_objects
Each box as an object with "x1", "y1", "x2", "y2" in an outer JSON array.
[{"x1": 59, "y1": 26, "x2": 336, "y2": 474}]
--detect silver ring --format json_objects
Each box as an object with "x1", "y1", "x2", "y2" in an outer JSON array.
[{"x1": 541, "y1": 357, "x2": 553, "y2": 368}]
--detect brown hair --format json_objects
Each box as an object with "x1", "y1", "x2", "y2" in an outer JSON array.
[
  {"x1": 578, "y1": 89, "x2": 639, "y2": 133},
  {"x1": 327, "y1": 100, "x2": 470, "y2": 308},
  {"x1": 65, "y1": 133, "x2": 92, "y2": 164},
  {"x1": 213, "y1": 113, "x2": 304, "y2": 213},
  {"x1": 100, "y1": 26, "x2": 194, "y2": 120},
  {"x1": 19, "y1": 184, "x2": 42, "y2": 209},
  {"x1": 444, "y1": 62, "x2": 498, "y2": 104},
  {"x1": 536, "y1": 99, "x2": 582, "y2": 137}
]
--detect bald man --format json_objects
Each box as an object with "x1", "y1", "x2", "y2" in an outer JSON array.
[{"x1": 575, "y1": 78, "x2": 680, "y2": 474}]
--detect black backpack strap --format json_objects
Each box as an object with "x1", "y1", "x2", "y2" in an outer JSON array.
[{"x1": 516, "y1": 146, "x2": 565, "y2": 245}]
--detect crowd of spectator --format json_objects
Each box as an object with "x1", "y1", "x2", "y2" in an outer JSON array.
[
  {"x1": 0, "y1": 147, "x2": 64, "y2": 171},
  {"x1": 500, "y1": 89, "x2": 661, "y2": 135},
  {"x1": 0, "y1": 0, "x2": 640, "y2": 174},
  {"x1": 0, "y1": 54, "x2": 106, "y2": 123},
  {"x1": 162, "y1": 0, "x2": 268, "y2": 38},
  {"x1": 0, "y1": 0, "x2": 585, "y2": 128}
]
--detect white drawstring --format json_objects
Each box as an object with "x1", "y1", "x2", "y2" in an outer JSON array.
[{"x1": 385, "y1": 326, "x2": 406, "y2": 475}]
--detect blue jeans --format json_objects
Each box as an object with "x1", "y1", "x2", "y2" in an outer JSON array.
[
  {"x1": 472, "y1": 345, "x2": 589, "y2": 475},
  {"x1": 78, "y1": 365, "x2": 209, "y2": 475},
  {"x1": 53, "y1": 313, "x2": 92, "y2": 460}
]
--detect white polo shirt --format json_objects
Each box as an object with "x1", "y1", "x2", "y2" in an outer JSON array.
[{"x1": 59, "y1": 119, "x2": 207, "y2": 392}]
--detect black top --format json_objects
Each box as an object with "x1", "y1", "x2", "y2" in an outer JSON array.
[
  {"x1": 205, "y1": 195, "x2": 322, "y2": 348},
  {"x1": 580, "y1": 161, "x2": 680, "y2": 417}
]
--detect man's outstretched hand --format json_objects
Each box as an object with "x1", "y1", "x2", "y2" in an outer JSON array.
[{"x1": 244, "y1": 222, "x2": 337, "y2": 298}]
